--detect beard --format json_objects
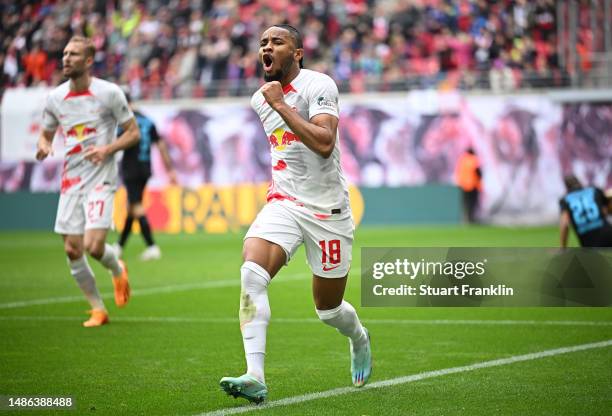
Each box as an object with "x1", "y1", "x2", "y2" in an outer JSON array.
[
  {"x1": 263, "y1": 57, "x2": 294, "y2": 82},
  {"x1": 63, "y1": 66, "x2": 85, "y2": 79},
  {"x1": 264, "y1": 71, "x2": 282, "y2": 82}
]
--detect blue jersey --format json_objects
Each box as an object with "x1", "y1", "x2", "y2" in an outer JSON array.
[
  {"x1": 560, "y1": 187, "x2": 612, "y2": 247},
  {"x1": 120, "y1": 111, "x2": 159, "y2": 179}
]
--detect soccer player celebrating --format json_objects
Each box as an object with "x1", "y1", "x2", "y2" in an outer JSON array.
[
  {"x1": 559, "y1": 175, "x2": 612, "y2": 248},
  {"x1": 220, "y1": 25, "x2": 371, "y2": 403},
  {"x1": 35, "y1": 36, "x2": 140, "y2": 327}
]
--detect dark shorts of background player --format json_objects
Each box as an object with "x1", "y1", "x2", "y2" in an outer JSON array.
[
  {"x1": 124, "y1": 176, "x2": 150, "y2": 204},
  {"x1": 580, "y1": 226, "x2": 612, "y2": 247}
]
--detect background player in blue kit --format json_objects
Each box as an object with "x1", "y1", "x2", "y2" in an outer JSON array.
[
  {"x1": 115, "y1": 93, "x2": 177, "y2": 261},
  {"x1": 559, "y1": 175, "x2": 612, "y2": 248}
]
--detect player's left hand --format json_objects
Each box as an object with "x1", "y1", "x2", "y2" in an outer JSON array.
[
  {"x1": 261, "y1": 81, "x2": 284, "y2": 109},
  {"x1": 84, "y1": 145, "x2": 111, "y2": 165}
]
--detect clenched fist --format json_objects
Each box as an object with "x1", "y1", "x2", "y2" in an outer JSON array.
[{"x1": 261, "y1": 81, "x2": 284, "y2": 109}]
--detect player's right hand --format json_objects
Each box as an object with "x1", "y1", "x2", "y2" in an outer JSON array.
[
  {"x1": 35, "y1": 141, "x2": 53, "y2": 161},
  {"x1": 261, "y1": 81, "x2": 284, "y2": 109}
]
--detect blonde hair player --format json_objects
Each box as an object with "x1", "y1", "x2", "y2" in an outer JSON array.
[{"x1": 36, "y1": 36, "x2": 140, "y2": 327}]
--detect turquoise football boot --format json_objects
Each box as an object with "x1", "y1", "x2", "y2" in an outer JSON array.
[
  {"x1": 220, "y1": 374, "x2": 268, "y2": 404},
  {"x1": 351, "y1": 327, "x2": 372, "y2": 387}
]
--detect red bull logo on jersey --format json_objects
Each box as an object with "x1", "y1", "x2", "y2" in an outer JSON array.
[
  {"x1": 268, "y1": 128, "x2": 300, "y2": 151},
  {"x1": 65, "y1": 124, "x2": 97, "y2": 142}
]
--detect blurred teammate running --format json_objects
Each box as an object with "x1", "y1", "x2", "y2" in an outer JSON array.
[{"x1": 36, "y1": 36, "x2": 140, "y2": 327}]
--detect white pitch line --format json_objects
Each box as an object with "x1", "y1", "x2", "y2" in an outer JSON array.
[
  {"x1": 1, "y1": 315, "x2": 611, "y2": 327},
  {"x1": 0, "y1": 271, "x2": 320, "y2": 310},
  {"x1": 361, "y1": 318, "x2": 612, "y2": 327},
  {"x1": 197, "y1": 339, "x2": 612, "y2": 416}
]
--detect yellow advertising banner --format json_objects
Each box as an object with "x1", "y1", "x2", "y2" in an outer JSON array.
[{"x1": 113, "y1": 184, "x2": 364, "y2": 234}]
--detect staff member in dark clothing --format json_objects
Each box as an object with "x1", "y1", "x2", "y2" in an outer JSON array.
[
  {"x1": 559, "y1": 175, "x2": 612, "y2": 248},
  {"x1": 116, "y1": 93, "x2": 177, "y2": 260}
]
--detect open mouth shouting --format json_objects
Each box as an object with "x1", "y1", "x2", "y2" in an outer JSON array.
[{"x1": 262, "y1": 54, "x2": 274, "y2": 73}]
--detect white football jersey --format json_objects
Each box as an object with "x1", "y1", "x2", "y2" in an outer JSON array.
[
  {"x1": 42, "y1": 77, "x2": 133, "y2": 195},
  {"x1": 250, "y1": 69, "x2": 350, "y2": 217}
]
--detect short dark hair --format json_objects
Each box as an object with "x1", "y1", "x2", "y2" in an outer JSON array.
[
  {"x1": 563, "y1": 174, "x2": 582, "y2": 192},
  {"x1": 272, "y1": 24, "x2": 304, "y2": 68}
]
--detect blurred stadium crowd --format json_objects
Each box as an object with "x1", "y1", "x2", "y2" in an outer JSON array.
[{"x1": 0, "y1": 0, "x2": 596, "y2": 99}]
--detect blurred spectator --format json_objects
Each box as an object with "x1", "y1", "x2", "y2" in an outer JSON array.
[
  {"x1": 0, "y1": 0, "x2": 596, "y2": 100},
  {"x1": 22, "y1": 42, "x2": 48, "y2": 85}
]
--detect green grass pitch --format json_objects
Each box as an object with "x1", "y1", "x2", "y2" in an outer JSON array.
[{"x1": 0, "y1": 226, "x2": 610, "y2": 415}]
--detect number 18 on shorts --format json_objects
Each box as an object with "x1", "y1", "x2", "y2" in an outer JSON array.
[{"x1": 245, "y1": 200, "x2": 353, "y2": 278}]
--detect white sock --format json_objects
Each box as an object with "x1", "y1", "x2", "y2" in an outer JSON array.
[
  {"x1": 99, "y1": 244, "x2": 123, "y2": 277},
  {"x1": 69, "y1": 256, "x2": 105, "y2": 311},
  {"x1": 239, "y1": 261, "x2": 271, "y2": 383},
  {"x1": 316, "y1": 300, "x2": 367, "y2": 347}
]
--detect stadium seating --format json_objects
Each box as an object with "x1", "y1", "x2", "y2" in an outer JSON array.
[{"x1": 1, "y1": 0, "x2": 595, "y2": 100}]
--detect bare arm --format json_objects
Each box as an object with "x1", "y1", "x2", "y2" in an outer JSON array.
[
  {"x1": 35, "y1": 129, "x2": 56, "y2": 161},
  {"x1": 156, "y1": 139, "x2": 177, "y2": 184},
  {"x1": 262, "y1": 81, "x2": 338, "y2": 159},
  {"x1": 559, "y1": 210, "x2": 571, "y2": 248},
  {"x1": 84, "y1": 117, "x2": 140, "y2": 164},
  {"x1": 111, "y1": 117, "x2": 141, "y2": 153}
]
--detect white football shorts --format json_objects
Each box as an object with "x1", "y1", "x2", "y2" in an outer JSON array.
[
  {"x1": 54, "y1": 186, "x2": 115, "y2": 234},
  {"x1": 244, "y1": 200, "x2": 354, "y2": 278}
]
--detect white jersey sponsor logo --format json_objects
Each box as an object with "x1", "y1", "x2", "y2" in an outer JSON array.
[
  {"x1": 250, "y1": 69, "x2": 350, "y2": 216},
  {"x1": 42, "y1": 77, "x2": 133, "y2": 194}
]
